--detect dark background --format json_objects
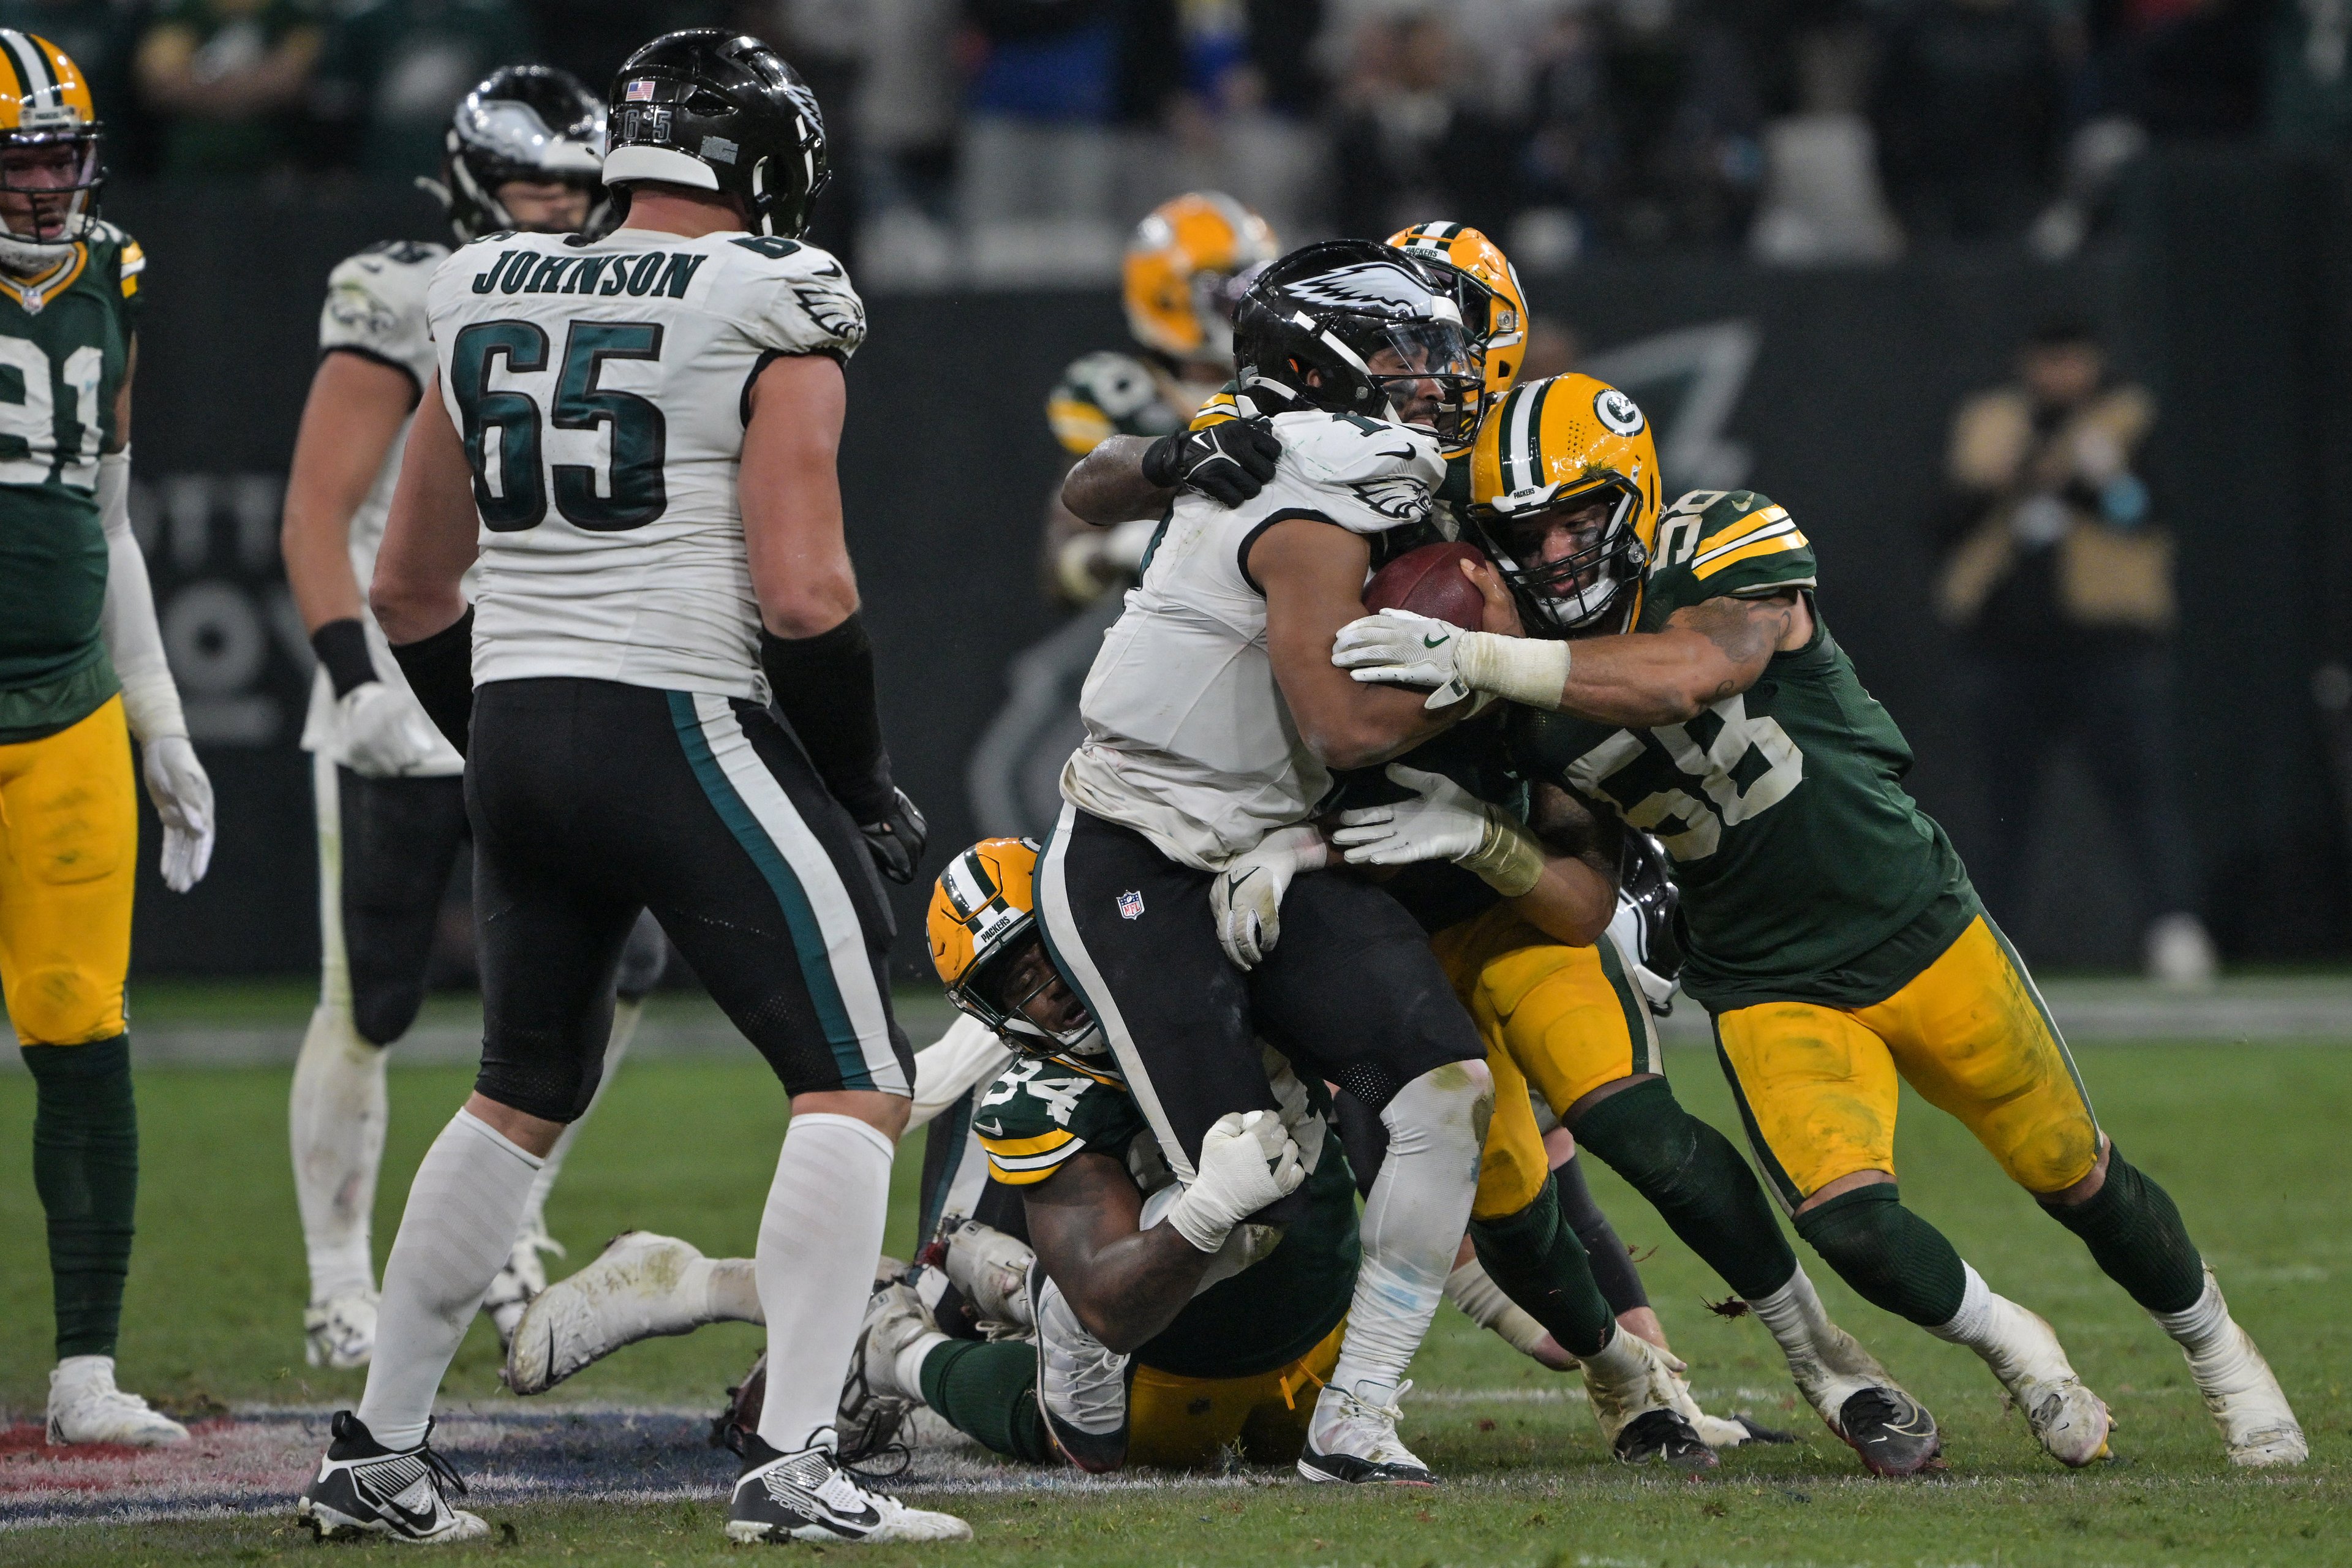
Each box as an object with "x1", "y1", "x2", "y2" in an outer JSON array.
[{"x1": 112, "y1": 147, "x2": 2352, "y2": 980}]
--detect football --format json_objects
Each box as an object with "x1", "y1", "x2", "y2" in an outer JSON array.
[{"x1": 1364, "y1": 540, "x2": 1491, "y2": 628}]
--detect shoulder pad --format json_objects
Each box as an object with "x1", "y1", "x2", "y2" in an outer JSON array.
[
  {"x1": 733, "y1": 238, "x2": 865, "y2": 359},
  {"x1": 1187, "y1": 381, "x2": 1245, "y2": 431},
  {"x1": 1048, "y1": 350, "x2": 1175, "y2": 454},
  {"x1": 1265, "y1": 410, "x2": 1447, "y2": 534},
  {"x1": 1643, "y1": 489, "x2": 1815, "y2": 616},
  {"x1": 971, "y1": 1059, "x2": 1134, "y2": 1186}
]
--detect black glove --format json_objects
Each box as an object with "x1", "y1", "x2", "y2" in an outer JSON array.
[
  {"x1": 860, "y1": 786, "x2": 928, "y2": 884},
  {"x1": 1140, "y1": 418, "x2": 1283, "y2": 507}
]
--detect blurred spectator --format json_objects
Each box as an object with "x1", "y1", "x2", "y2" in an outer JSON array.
[
  {"x1": 1749, "y1": 19, "x2": 1903, "y2": 262},
  {"x1": 1932, "y1": 319, "x2": 2217, "y2": 987},
  {"x1": 1873, "y1": 0, "x2": 2065, "y2": 243},
  {"x1": 2087, "y1": 0, "x2": 2265, "y2": 138},
  {"x1": 315, "y1": 0, "x2": 535, "y2": 178},
  {"x1": 1515, "y1": 0, "x2": 1763, "y2": 257},
  {"x1": 135, "y1": 0, "x2": 324, "y2": 178},
  {"x1": 2267, "y1": 0, "x2": 2352, "y2": 147},
  {"x1": 1330, "y1": 8, "x2": 1521, "y2": 239},
  {"x1": 513, "y1": 0, "x2": 731, "y2": 99},
  {"x1": 959, "y1": 0, "x2": 1122, "y2": 244},
  {"x1": 0, "y1": 0, "x2": 148, "y2": 170},
  {"x1": 1125, "y1": 0, "x2": 1325, "y2": 239}
]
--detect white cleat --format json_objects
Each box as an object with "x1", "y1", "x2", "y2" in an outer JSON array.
[
  {"x1": 1297, "y1": 1379, "x2": 1433, "y2": 1485},
  {"x1": 1581, "y1": 1330, "x2": 1717, "y2": 1471},
  {"x1": 1970, "y1": 1296, "x2": 2112, "y2": 1468},
  {"x1": 47, "y1": 1357, "x2": 189, "y2": 1447},
  {"x1": 2159, "y1": 1268, "x2": 2307, "y2": 1467},
  {"x1": 837, "y1": 1282, "x2": 938, "y2": 1457},
  {"x1": 725, "y1": 1436, "x2": 971, "y2": 1544},
  {"x1": 503, "y1": 1230, "x2": 707, "y2": 1395},
  {"x1": 304, "y1": 1290, "x2": 379, "y2": 1371},
  {"x1": 298, "y1": 1412, "x2": 486, "y2": 1544},
  {"x1": 483, "y1": 1220, "x2": 564, "y2": 1351}
]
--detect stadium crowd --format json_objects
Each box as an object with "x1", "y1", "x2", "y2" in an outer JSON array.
[{"x1": 4, "y1": 0, "x2": 2340, "y2": 277}]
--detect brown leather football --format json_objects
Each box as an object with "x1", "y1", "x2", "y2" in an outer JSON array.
[{"x1": 1364, "y1": 540, "x2": 1490, "y2": 628}]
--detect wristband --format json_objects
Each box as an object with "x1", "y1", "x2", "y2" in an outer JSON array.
[
  {"x1": 311, "y1": 618, "x2": 378, "y2": 698},
  {"x1": 1454, "y1": 631, "x2": 1571, "y2": 710},
  {"x1": 1461, "y1": 809, "x2": 1546, "y2": 897},
  {"x1": 387, "y1": 608, "x2": 474, "y2": 756}
]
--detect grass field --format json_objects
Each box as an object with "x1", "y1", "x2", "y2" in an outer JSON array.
[{"x1": 2, "y1": 1031, "x2": 2347, "y2": 1566}]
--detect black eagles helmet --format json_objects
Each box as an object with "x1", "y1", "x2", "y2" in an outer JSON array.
[
  {"x1": 429, "y1": 64, "x2": 608, "y2": 243},
  {"x1": 603, "y1": 30, "x2": 829, "y2": 239},
  {"x1": 1232, "y1": 238, "x2": 1482, "y2": 448}
]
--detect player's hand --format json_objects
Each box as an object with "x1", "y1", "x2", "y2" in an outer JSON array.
[
  {"x1": 1332, "y1": 607, "x2": 1477, "y2": 709},
  {"x1": 1331, "y1": 764, "x2": 1490, "y2": 868},
  {"x1": 140, "y1": 735, "x2": 215, "y2": 892},
  {"x1": 1140, "y1": 419, "x2": 1283, "y2": 507},
  {"x1": 1464, "y1": 556, "x2": 1525, "y2": 636},
  {"x1": 1209, "y1": 824, "x2": 1330, "y2": 971},
  {"x1": 861, "y1": 787, "x2": 928, "y2": 884},
  {"x1": 337, "y1": 681, "x2": 440, "y2": 777},
  {"x1": 1164, "y1": 1109, "x2": 1306, "y2": 1253}
]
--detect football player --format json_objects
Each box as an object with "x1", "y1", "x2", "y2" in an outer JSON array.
[
  {"x1": 1330, "y1": 373, "x2": 2307, "y2": 1471},
  {"x1": 295, "y1": 31, "x2": 961, "y2": 1547},
  {"x1": 0, "y1": 28, "x2": 211, "y2": 1449},
  {"x1": 1040, "y1": 192, "x2": 1277, "y2": 607},
  {"x1": 280, "y1": 62, "x2": 668, "y2": 1376}
]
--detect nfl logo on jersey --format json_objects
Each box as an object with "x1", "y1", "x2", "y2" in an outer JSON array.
[{"x1": 1118, "y1": 890, "x2": 1145, "y2": 921}]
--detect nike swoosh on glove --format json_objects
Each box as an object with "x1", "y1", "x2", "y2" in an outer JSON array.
[
  {"x1": 1330, "y1": 608, "x2": 1476, "y2": 709},
  {"x1": 1140, "y1": 418, "x2": 1284, "y2": 507},
  {"x1": 140, "y1": 735, "x2": 215, "y2": 892},
  {"x1": 1209, "y1": 824, "x2": 1331, "y2": 970}
]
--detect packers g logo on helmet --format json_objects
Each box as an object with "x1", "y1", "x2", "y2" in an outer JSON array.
[
  {"x1": 929, "y1": 838, "x2": 1103, "y2": 1060},
  {"x1": 1466, "y1": 373, "x2": 1662, "y2": 635},
  {"x1": 1386, "y1": 221, "x2": 1529, "y2": 443},
  {"x1": 0, "y1": 31, "x2": 104, "y2": 254},
  {"x1": 1123, "y1": 191, "x2": 1278, "y2": 368}
]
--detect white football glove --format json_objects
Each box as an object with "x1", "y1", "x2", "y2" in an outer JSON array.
[
  {"x1": 1332, "y1": 607, "x2": 1572, "y2": 711},
  {"x1": 1208, "y1": 824, "x2": 1330, "y2": 971},
  {"x1": 336, "y1": 681, "x2": 440, "y2": 777},
  {"x1": 139, "y1": 735, "x2": 214, "y2": 892},
  {"x1": 1331, "y1": 763, "x2": 1491, "y2": 867},
  {"x1": 1164, "y1": 1109, "x2": 1305, "y2": 1254}
]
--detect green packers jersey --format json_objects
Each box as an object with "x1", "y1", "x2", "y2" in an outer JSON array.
[
  {"x1": 0, "y1": 220, "x2": 143, "y2": 741},
  {"x1": 973, "y1": 1056, "x2": 1360, "y2": 1380},
  {"x1": 1510, "y1": 489, "x2": 1977, "y2": 1011}
]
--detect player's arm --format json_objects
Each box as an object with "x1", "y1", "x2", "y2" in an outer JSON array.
[
  {"x1": 371, "y1": 379, "x2": 480, "y2": 750},
  {"x1": 96, "y1": 335, "x2": 215, "y2": 891},
  {"x1": 1061, "y1": 420, "x2": 1283, "y2": 525},
  {"x1": 1512, "y1": 782, "x2": 1622, "y2": 947},
  {"x1": 1254, "y1": 518, "x2": 1467, "y2": 770},
  {"x1": 1061, "y1": 435, "x2": 1170, "y2": 524},
  {"x1": 282, "y1": 350, "x2": 417, "y2": 633},
  {"x1": 1021, "y1": 1152, "x2": 1221, "y2": 1352},
  {"x1": 742, "y1": 352, "x2": 925, "y2": 879},
  {"x1": 1330, "y1": 771, "x2": 1619, "y2": 944}
]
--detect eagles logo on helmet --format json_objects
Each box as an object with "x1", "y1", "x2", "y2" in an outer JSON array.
[
  {"x1": 0, "y1": 29, "x2": 104, "y2": 270},
  {"x1": 423, "y1": 64, "x2": 609, "y2": 243},
  {"x1": 1465, "y1": 372, "x2": 1664, "y2": 635},
  {"x1": 602, "y1": 29, "x2": 831, "y2": 241}
]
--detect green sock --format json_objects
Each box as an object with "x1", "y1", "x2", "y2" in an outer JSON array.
[
  {"x1": 22, "y1": 1037, "x2": 139, "y2": 1360},
  {"x1": 917, "y1": 1338, "x2": 1053, "y2": 1463},
  {"x1": 1468, "y1": 1175, "x2": 1618, "y2": 1358},
  {"x1": 1572, "y1": 1077, "x2": 1797, "y2": 1301},
  {"x1": 2040, "y1": 1146, "x2": 2205, "y2": 1314},
  {"x1": 1792, "y1": 1183, "x2": 1967, "y2": 1327}
]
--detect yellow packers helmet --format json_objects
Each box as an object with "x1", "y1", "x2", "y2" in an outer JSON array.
[
  {"x1": 0, "y1": 31, "x2": 101, "y2": 250},
  {"x1": 1123, "y1": 191, "x2": 1278, "y2": 368},
  {"x1": 929, "y1": 838, "x2": 1104, "y2": 1058},
  {"x1": 1466, "y1": 374, "x2": 1661, "y2": 635},
  {"x1": 1387, "y1": 221, "x2": 1529, "y2": 435}
]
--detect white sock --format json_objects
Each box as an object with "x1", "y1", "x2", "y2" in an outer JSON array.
[
  {"x1": 289, "y1": 1001, "x2": 388, "y2": 1304},
  {"x1": 2152, "y1": 1271, "x2": 2230, "y2": 1357},
  {"x1": 1926, "y1": 1265, "x2": 2000, "y2": 1350},
  {"x1": 893, "y1": 1330, "x2": 952, "y2": 1404},
  {"x1": 703, "y1": 1256, "x2": 764, "y2": 1323},
  {"x1": 1327, "y1": 1064, "x2": 1488, "y2": 1404},
  {"x1": 1746, "y1": 1264, "x2": 1839, "y2": 1360},
  {"x1": 356, "y1": 1110, "x2": 543, "y2": 1450},
  {"x1": 516, "y1": 998, "x2": 643, "y2": 1238},
  {"x1": 753, "y1": 1112, "x2": 895, "y2": 1453}
]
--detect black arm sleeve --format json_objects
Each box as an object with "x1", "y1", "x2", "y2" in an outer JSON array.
[
  {"x1": 386, "y1": 608, "x2": 475, "y2": 757},
  {"x1": 761, "y1": 614, "x2": 897, "y2": 823},
  {"x1": 310, "y1": 617, "x2": 378, "y2": 697}
]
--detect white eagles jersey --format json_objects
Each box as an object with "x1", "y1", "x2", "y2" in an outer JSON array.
[
  {"x1": 423, "y1": 226, "x2": 865, "y2": 697},
  {"x1": 298, "y1": 238, "x2": 464, "y2": 776},
  {"x1": 1061, "y1": 409, "x2": 1446, "y2": 869}
]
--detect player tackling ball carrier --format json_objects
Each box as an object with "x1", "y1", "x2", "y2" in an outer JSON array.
[
  {"x1": 280, "y1": 62, "x2": 668, "y2": 1376},
  {"x1": 295, "y1": 29, "x2": 961, "y2": 1546},
  {"x1": 1327, "y1": 372, "x2": 2305, "y2": 1471}
]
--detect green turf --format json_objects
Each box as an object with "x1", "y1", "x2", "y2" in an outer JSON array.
[{"x1": 3, "y1": 1039, "x2": 2347, "y2": 1565}]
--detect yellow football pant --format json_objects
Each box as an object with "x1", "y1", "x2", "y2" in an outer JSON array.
[
  {"x1": 1713, "y1": 914, "x2": 2100, "y2": 1205},
  {"x1": 0, "y1": 697, "x2": 136, "y2": 1047},
  {"x1": 1428, "y1": 903, "x2": 1658, "y2": 1222},
  {"x1": 1126, "y1": 1317, "x2": 1344, "y2": 1469}
]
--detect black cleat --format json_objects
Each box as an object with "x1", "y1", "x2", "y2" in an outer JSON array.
[
  {"x1": 1726, "y1": 1412, "x2": 1801, "y2": 1445},
  {"x1": 725, "y1": 1432, "x2": 970, "y2": 1544},
  {"x1": 296, "y1": 1411, "x2": 487, "y2": 1543},
  {"x1": 1614, "y1": 1408, "x2": 1721, "y2": 1472},
  {"x1": 1838, "y1": 1387, "x2": 1944, "y2": 1477},
  {"x1": 1296, "y1": 1381, "x2": 1435, "y2": 1486}
]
